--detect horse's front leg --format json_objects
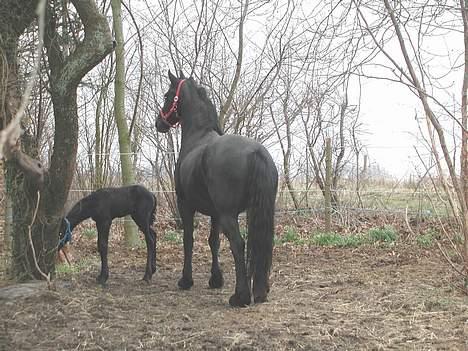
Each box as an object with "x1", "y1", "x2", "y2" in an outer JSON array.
[
  {"x1": 96, "y1": 219, "x2": 112, "y2": 285},
  {"x1": 178, "y1": 202, "x2": 195, "y2": 290},
  {"x1": 208, "y1": 216, "x2": 223, "y2": 289}
]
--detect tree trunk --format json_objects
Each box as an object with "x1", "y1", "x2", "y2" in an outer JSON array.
[
  {"x1": 0, "y1": 0, "x2": 46, "y2": 279},
  {"x1": 0, "y1": 0, "x2": 113, "y2": 280},
  {"x1": 111, "y1": 0, "x2": 139, "y2": 247}
]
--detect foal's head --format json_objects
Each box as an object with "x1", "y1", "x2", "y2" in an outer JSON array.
[
  {"x1": 58, "y1": 217, "x2": 72, "y2": 250},
  {"x1": 156, "y1": 70, "x2": 223, "y2": 135}
]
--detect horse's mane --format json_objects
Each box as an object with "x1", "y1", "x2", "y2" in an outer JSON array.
[{"x1": 192, "y1": 81, "x2": 224, "y2": 135}]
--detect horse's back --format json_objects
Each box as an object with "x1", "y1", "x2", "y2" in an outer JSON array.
[
  {"x1": 91, "y1": 185, "x2": 154, "y2": 219},
  {"x1": 207, "y1": 134, "x2": 276, "y2": 175},
  {"x1": 202, "y1": 135, "x2": 277, "y2": 214}
]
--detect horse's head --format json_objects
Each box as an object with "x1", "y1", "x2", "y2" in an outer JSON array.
[
  {"x1": 156, "y1": 70, "x2": 224, "y2": 135},
  {"x1": 155, "y1": 70, "x2": 188, "y2": 133},
  {"x1": 58, "y1": 217, "x2": 72, "y2": 251}
]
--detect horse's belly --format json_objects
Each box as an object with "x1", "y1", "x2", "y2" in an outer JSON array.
[{"x1": 185, "y1": 191, "x2": 216, "y2": 216}]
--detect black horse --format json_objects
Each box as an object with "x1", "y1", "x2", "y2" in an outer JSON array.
[
  {"x1": 155, "y1": 71, "x2": 278, "y2": 307},
  {"x1": 58, "y1": 185, "x2": 157, "y2": 284}
]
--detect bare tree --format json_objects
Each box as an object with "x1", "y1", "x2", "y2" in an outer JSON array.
[{"x1": 352, "y1": 0, "x2": 468, "y2": 287}]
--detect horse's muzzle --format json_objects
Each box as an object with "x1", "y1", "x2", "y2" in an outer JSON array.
[{"x1": 155, "y1": 116, "x2": 171, "y2": 133}]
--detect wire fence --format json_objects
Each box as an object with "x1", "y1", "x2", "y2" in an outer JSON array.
[{"x1": 64, "y1": 183, "x2": 453, "y2": 225}]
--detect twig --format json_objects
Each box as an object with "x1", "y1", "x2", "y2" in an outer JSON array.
[
  {"x1": 404, "y1": 206, "x2": 416, "y2": 240},
  {"x1": 171, "y1": 331, "x2": 205, "y2": 345},
  {"x1": 435, "y1": 241, "x2": 465, "y2": 278},
  {"x1": 62, "y1": 248, "x2": 71, "y2": 266},
  {"x1": 28, "y1": 191, "x2": 53, "y2": 289}
]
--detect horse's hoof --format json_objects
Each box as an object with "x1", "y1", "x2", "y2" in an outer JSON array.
[
  {"x1": 229, "y1": 292, "x2": 251, "y2": 307},
  {"x1": 142, "y1": 275, "x2": 151, "y2": 283},
  {"x1": 178, "y1": 277, "x2": 194, "y2": 290},
  {"x1": 208, "y1": 272, "x2": 224, "y2": 289},
  {"x1": 253, "y1": 282, "x2": 270, "y2": 303},
  {"x1": 254, "y1": 294, "x2": 268, "y2": 303}
]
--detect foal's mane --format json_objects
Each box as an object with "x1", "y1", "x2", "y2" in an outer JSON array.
[{"x1": 190, "y1": 79, "x2": 224, "y2": 135}]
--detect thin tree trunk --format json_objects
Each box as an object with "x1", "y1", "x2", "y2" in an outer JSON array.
[
  {"x1": 219, "y1": 0, "x2": 248, "y2": 131},
  {"x1": 460, "y1": 0, "x2": 468, "y2": 285},
  {"x1": 95, "y1": 85, "x2": 104, "y2": 190},
  {"x1": 111, "y1": 0, "x2": 139, "y2": 247},
  {"x1": 269, "y1": 104, "x2": 300, "y2": 209}
]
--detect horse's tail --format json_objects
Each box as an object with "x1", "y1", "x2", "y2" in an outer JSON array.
[{"x1": 246, "y1": 149, "x2": 278, "y2": 303}]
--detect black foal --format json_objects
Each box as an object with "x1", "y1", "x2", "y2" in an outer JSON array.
[{"x1": 58, "y1": 185, "x2": 157, "y2": 284}]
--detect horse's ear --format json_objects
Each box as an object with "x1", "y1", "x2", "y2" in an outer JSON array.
[
  {"x1": 168, "y1": 70, "x2": 178, "y2": 85},
  {"x1": 179, "y1": 70, "x2": 185, "y2": 79}
]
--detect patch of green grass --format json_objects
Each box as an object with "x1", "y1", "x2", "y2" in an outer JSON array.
[
  {"x1": 310, "y1": 232, "x2": 366, "y2": 247},
  {"x1": 271, "y1": 225, "x2": 401, "y2": 248},
  {"x1": 416, "y1": 230, "x2": 436, "y2": 247},
  {"x1": 367, "y1": 226, "x2": 398, "y2": 243},
  {"x1": 56, "y1": 258, "x2": 98, "y2": 276},
  {"x1": 82, "y1": 228, "x2": 97, "y2": 239},
  {"x1": 164, "y1": 230, "x2": 182, "y2": 244},
  {"x1": 276, "y1": 226, "x2": 304, "y2": 245}
]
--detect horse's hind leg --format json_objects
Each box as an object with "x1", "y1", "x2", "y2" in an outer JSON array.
[
  {"x1": 96, "y1": 219, "x2": 112, "y2": 285},
  {"x1": 220, "y1": 215, "x2": 251, "y2": 307},
  {"x1": 178, "y1": 202, "x2": 195, "y2": 290},
  {"x1": 149, "y1": 227, "x2": 157, "y2": 274},
  {"x1": 208, "y1": 217, "x2": 223, "y2": 289},
  {"x1": 132, "y1": 213, "x2": 156, "y2": 282}
]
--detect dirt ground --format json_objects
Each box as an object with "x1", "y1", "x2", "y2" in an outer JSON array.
[{"x1": 1, "y1": 222, "x2": 468, "y2": 350}]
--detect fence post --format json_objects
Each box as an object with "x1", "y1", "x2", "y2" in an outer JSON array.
[{"x1": 325, "y1": 138, "x2": 332, "y2": 232}]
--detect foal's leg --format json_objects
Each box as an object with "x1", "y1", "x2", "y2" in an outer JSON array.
[
  {"x1": 178, "y1": 202, "x2": 195, "y2": 290},
  {"x1": 132, "y1": 213, "x2": 156, "y2": 282},
  {"x1": 220, "y1": 215, "x2": 250, "y2": 307},
  {"x1": 208, "y1": 217, "x2": 223, "y2": 289},
  {"x1": 96, "y1": 219, "x2": 112, "y2": 285}
]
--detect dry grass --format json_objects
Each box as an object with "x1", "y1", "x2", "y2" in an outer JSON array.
[{"x1": 1, "y1": 217, "x2": 467, "y2": 350}]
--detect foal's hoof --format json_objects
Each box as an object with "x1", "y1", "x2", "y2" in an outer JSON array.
[
  {"x1": 142, "y1": 275, "x2": 152, "y2": 284},
  {"x1": 96, "y1": 275, "x2": 108, "y2": 286},
  {"x1": 178, "y1": 277, "x2": 194, "y2": 290},
  {"x1": 208, "y1": 272, "x2": 224, "y2": 289},
  {"x1": 229, "y1": 292, "x2": 251, "y2": 307}
]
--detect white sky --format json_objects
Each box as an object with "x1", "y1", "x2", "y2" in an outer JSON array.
[
  {"x1": 358, "y1": 78, "x2": 422, "y2": 178},
  {"x1": 346, "y1": 12, "x2": 463, "y2": 179}
]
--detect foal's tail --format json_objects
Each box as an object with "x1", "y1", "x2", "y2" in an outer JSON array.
[{"x1": 246, "y1": 149, "x2": 278, "y2": 303}]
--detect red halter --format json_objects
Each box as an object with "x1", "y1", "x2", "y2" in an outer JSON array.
[{"x1": 159, "y1": 79, "x2": 186, "y2": 127}]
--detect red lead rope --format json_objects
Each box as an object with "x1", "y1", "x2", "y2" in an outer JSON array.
[{"x1": 159, "y1": 79, "x2": 186, "y2": 127}]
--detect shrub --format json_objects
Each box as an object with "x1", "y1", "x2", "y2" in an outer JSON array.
[
  {"x1": 368, "y1": 226, "x2": 398, "y2": 243},
  {"x1": 311, "y1": 232, "x2": 366, "y2": 247},
  {"x1": 276, "y1": 226, "x2": 304, "y2": 245}
]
